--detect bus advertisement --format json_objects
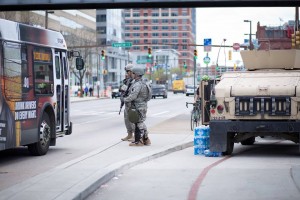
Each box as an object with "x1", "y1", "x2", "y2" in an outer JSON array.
[{"x1": 0, "y1": 19, "x2": 83, "y2": 156}]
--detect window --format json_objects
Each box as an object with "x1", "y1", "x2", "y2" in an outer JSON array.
[
  {"x1": 152, "y1": 26, "x2": 159, "y2": 30},
  {"x1": 171, "y1": 26, "x2": 178, "y2": 30},
  {"x1": 97, "y1": 27, "x2": 106, "y2": 34},
  {"x1": 171, "y1": 19, "x2": 178, "y2": 23},
  {"x1": 182, "y1": 39, "x2": 188, "y2": 43},
  {"x1": 162, "y1": 19, "x2": 169, "y2": 23},
  {"x1": 172, "y1": 39, "x2": 178, "y2": 43},
  {"x1": 152, "y1": 33, "x2": 159, "y2": 37},
  {"x1": 182, "y1": 32, "x2": 188, "y2": 37},
  {"x1": 182, "y1": 45, "x2": 188, "y2": 50},
  {"x1": 152, "y1": 19, "x2": 159, "y2": 23},
  {"x1": 144, "y1": 26, "x2": 148, "y2": 30},
  {"x1": 125, "y1": 13, "x2": 130, "y2": 17},
  {"x1": 162, "y1": 39, "x2": 168, "y2": 43},
  {"x1": 171, "y1": 12, "x2": 178, "y2": 16},
  {"x1": 3, "y1": 42, "x2": 29, "y2": 98},
  {"x1": 33, "y1": 47, "x2": 53, "y2": 95},
  {"x1": 144, "y1": 19, "x2": 149, "y2": 23},
  {"x1": 133, "y1": 26, "x2": 140, "y2": 30},
  {"x1": 152, "y1": 13, "x2": 159, "y2": 17},
  {"x1": 97, "y1": 14, "x2": 106, "y2": 22},
  {"x1": 171, "y1": 32, "x2": 178, "y2": 37},
  {"x1": 162, "y1": 13, "x2": 169, "y2": 17},
  {"x1": 162, "y1": 26, "x2": 169, "y2": 30},
  {"x1": 152, "y1": 39, "x2": 159, "y2": 44},
  {"x1": 162, "y1": 33, "x2": 168, "y2": 37},
  {"x1": 133, "y1": 20, "x2": 140, "y2": 24},
  {"x1": 132, "y1": 33, "x2": 140, "y2": 37},
  {"x1": 133, "y1": 13, "x2": 140, "y2": 17},
  {"x1": 144, "y1": 33, "x2": 148, "y2": 36},
  {"x1": 143, "y1": 13, "x2": 148, "y2": 17}
]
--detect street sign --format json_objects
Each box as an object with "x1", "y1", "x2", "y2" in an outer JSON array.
[
  {"x1": 203, "y1": 56, "x2": 211, "y2": 64},
  {"x1": 204, "y1": 38, "x2": 212, "y2": 46},
  {"x1": 204, "y1": 38, "x2": 212, "y2": 52},
  {"x1": 233, "y1": 43, "x2": 240, "y2": 51},
  {"x1": 112, "y1": 42, "x2": 132, "y2": 48}
]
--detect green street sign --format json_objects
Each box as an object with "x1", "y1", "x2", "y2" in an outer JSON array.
[{"x1": 112, "y1": 42, "x2": 132, "y2": 48}]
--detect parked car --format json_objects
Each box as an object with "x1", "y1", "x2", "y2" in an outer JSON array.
[
  {"x1": 151, "y1": 84, "x2": 168, "y2": 99},
  {"x1": 186, "y1": 85, "x2": 197, "y2": 96},
  {"x1": 111, "y1": 86, "x2": 121, "y2": 98}
]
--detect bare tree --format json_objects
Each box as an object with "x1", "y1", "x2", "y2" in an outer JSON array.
[{"x1": 66, "y1": 28, "x2": 96, "y2": 97}]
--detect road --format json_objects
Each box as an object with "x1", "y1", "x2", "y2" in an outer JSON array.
[
  {"x1": 87, "y1": 137, "x2": 300, "y2": 200},
  {"x1": 0, "y1": 92, "x2": 193, "y2": 190}
]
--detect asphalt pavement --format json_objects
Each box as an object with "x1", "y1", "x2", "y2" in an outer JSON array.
[{"x1": 0, "y1": 96, "x2": 193, "y2": 200}]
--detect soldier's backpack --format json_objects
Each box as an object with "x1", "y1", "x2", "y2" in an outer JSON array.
[{"x1": 143, "y1": 80, "x2": 152, "y2": 101}]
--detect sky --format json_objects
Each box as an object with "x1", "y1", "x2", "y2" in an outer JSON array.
[{"x1": 196, "y1": 7, "x2": 295, "y2": 67}]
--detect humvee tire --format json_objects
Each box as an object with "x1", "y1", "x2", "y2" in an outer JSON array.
[{"x1": 241, "y1": 136, "x2": 255, "y2": 145}]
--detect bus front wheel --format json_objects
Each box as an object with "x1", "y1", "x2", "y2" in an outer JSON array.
[{"x1": 28, "y1": 113, "x2": 51, "y2": 156}]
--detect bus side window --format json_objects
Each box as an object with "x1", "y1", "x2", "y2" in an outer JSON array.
[{"x1": 34, "y1": 64, "x2": 54, "y2": 95}]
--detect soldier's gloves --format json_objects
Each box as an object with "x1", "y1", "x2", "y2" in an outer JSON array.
[{"x1": 120, "y1": 85, "x2": 128, "y2": 92}]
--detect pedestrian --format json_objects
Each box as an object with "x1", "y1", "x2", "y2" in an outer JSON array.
[
  {"x1": 89, "y1": 87, "x2": 93, "y2": 96},
  {"x1": 84, "y1": 86, "x2": 88, "y2": 97},
  {"x1": 120, "y1": 64, "x2": 135, "y2": 141},
  {"x1": 123, "y1": 66, "x2": 152, "y2": 146}
]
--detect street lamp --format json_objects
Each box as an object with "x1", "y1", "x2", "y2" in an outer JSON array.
[
  {"x1": 45, "y1": 10, "x2": 54, "y2": 29},
  {"x1": 244, "y1": 20, "x2": 253, "y2": 50}
]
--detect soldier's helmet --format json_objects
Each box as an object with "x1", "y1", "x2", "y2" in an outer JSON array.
[
  {"x1": 125, "y1": 63, "x2": 134, "y2": 71},
  {"x1": 131, "y1": 66, "x2": 145, "y2": 76}
]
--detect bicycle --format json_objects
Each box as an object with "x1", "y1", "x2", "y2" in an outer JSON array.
[{"x1": 186, "y1": 99, "x2": 201, "y2": 131}]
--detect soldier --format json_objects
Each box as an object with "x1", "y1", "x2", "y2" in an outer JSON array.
[
  {"x1": 120, "y1": 64, "x2": 135, "y2": 141},
  {"x1": 123, "y1": 66, "x2": 151, "y2": 146}
]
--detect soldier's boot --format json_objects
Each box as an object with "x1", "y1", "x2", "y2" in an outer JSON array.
[
  {"x1": 129, "y1": 127, "x2": 144, "y2": 146},
  {"x1": 128, "y1": 133, "x2": 135, "y2": 142},
  {"x1": 143, "y1": 137, "x2": 151, "y2": 146},
  {"x1": 129, "y1": 139, "x2": 144, "y2": 146},
  {"x1": 121, "y1": 132, "x2": 133, "y2": 141}
]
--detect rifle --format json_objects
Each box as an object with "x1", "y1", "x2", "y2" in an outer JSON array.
[{"x1": 118, "y1": 79, "x2": 133, "y2": 114}]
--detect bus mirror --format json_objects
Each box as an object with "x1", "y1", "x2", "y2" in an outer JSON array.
[{"x1": 76, "y1": 57, "x2": 84, "y2": 70}]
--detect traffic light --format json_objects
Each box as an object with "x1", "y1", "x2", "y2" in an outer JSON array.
[
  {"x1": 291, "y1": 33, "x2": 296, "y2": 48},
  {"x1": 183, "y1": 61, "x2": 187, "y2": 69},
  {"x1": 228, "y1": 50, "x2": 232, "y2": 60},
  {"x1": 101, "y1": 50, "x2": 105, "y2": 60},
  {"x1": 296, "y1": 31, "x2": 300, "y2": 47},
  {"x1": 194, "y1": 49, "x2": 198, "y2": 59},
  {"x1": 148, "y1": 48, "x2": 152, "y2": 58}
]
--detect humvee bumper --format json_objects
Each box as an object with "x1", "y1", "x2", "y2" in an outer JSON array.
[{"x1": 209, "y1": 120, "x2": 300, "y2": 153}]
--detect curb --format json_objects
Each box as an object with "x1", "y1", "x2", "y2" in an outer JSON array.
[{"x1": 57, "y1": 140, "x2": 193, "y2": 200}]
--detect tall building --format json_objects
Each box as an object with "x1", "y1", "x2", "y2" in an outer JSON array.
[
  {"x1": 256, "y1": 21, "x2": 294, "y2": 50},
  {"x1": 124, "y1": 8, "x2": 196, "y2": 71},
  {"x1": 96, "y1": 9, "x2": 128, "y2": 87}
]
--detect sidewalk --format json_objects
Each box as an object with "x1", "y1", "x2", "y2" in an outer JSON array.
[
  {"x1": 70, "y1": 96, "x2": 109, "y2": 103},
  {"x1": 0, "y1": 97, "x2": 193, "y2": 200}
]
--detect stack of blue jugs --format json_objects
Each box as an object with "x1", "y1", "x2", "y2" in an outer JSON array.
[{"x1": 194, "y1": 126, "x2": 210, "y2": 155}]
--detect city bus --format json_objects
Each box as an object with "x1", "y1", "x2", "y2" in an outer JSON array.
[{"x1": 0, "y1": 19, "x2": 83, "y2": 156}]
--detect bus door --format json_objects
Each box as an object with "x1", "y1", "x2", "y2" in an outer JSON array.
[{"x1": 54, "y1": 51, "x2": 69, "y2": 133}]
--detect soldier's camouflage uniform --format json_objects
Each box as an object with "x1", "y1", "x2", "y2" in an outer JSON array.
[
  {"x1": 124, "y1": 79, "x2": 149, "y2": 142},
  {"x1": 121, "y1": 78, "x2": 135, "y2": 136}
]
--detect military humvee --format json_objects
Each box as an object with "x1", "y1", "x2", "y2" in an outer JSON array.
[{"x1": 202, "y1": 49, "x2": 300, "y2": 155}]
